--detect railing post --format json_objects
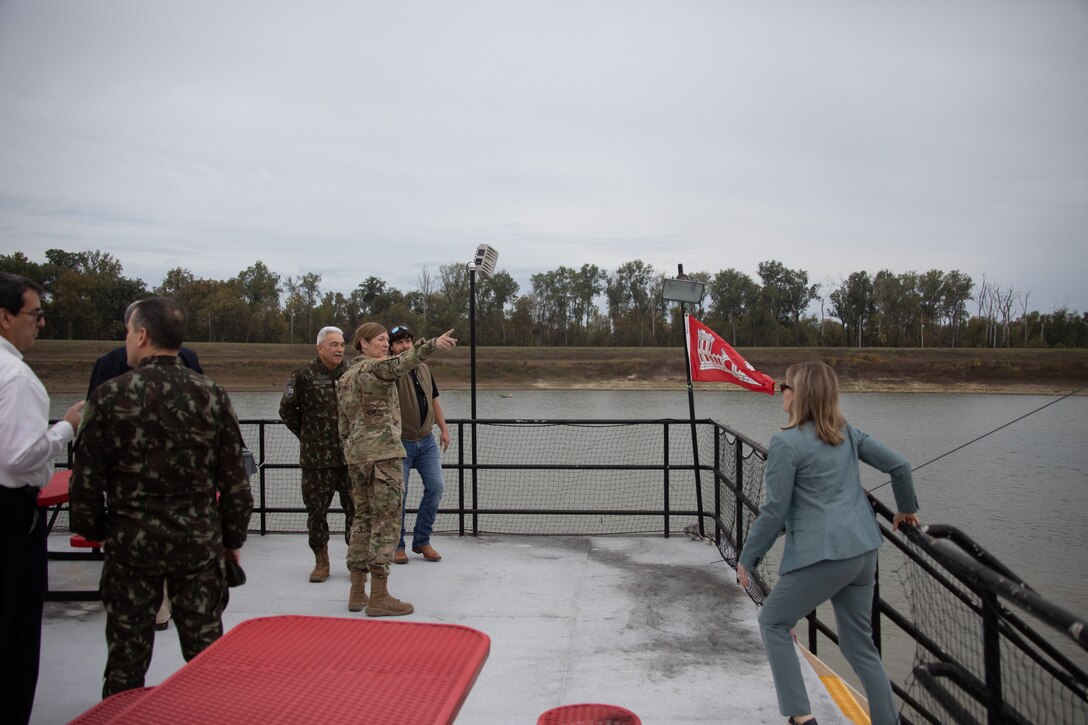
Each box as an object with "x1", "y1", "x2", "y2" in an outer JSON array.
[
  {"x1": 982, "y1": 590, "x2": 1004, "y2": 723},
  {"x1": 662, "y1": 422, "x2": 670, "y2": 538},
  {"x1": 471, "y1": 421, "x2": 479, "y2": 536},
  {"x1": 457, "y1": 420, "x2": 465, "y2": 537},
  {"x1": 259, "y1": 421, "x2": 267, "y2": 536},
  {"x1": 713, "y1": 425, "x2": 721, "y2": 546},
  {"x1": 734, "y1": 437, "x2": 744, "y2": 554},
  {"x1": 807, "y1": 611, "x2": 818, "y2": 654}
]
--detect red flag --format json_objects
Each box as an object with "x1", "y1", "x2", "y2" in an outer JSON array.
[{"x1": 685, "y1": 315, "x2": 775, "y2": 394}]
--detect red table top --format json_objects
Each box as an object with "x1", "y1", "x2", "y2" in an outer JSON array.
[
  {"x1": 38, "y1": 468, "x2": 72, "y2": 507},
  {"x1": 69, "y1": 615, "x2": 490, "y2": 725}
]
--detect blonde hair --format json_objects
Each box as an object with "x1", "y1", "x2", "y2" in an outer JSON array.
[
  {"x1": 351, "y1": 322, "x2": 386, "y2": 352},
  {"x1": 782, "y1": 361, "x2": 846, "y2": 445}
]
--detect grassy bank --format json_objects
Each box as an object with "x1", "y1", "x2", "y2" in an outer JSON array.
[{"x1": 24, "y1": 340, "x2": 1088, "y2": 395}]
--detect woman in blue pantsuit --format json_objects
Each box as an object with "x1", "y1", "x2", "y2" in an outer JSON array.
[{"x1": 737, "y1": 362, "x2": 919, "y2": 725}]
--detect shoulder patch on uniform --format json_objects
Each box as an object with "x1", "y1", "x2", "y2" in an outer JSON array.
[{"x1": 284, "y1": 383, "x2": 295, "y2": 399}]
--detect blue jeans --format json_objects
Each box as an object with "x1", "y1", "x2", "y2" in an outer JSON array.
[{"x1": 397, "y1": 434, "x2": 445, "y2": 550}]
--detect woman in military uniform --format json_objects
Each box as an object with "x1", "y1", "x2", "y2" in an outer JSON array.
[{"x1": 336, "y1": 322, "x2": 456, "y2": 616}]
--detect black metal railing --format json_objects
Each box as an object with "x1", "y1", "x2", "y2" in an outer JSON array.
[{"x1": 51, "y1": 416, "x2": 1087, "y2": 724}]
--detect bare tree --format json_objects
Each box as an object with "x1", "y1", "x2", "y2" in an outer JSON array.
[
  {"x1": 417, "y1": 267, "x2": 434, "y2": 337},
  {"x1": 1019, "y1": 290, "x2": 1031, "y2": 345}
]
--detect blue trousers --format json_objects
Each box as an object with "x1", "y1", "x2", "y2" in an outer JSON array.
[
  {"x1": 397, "y1": 434, "x2": 445, "y2": 550},
  {"x1": 757, "y1": 549, "x2": 899, "y2": 724}
]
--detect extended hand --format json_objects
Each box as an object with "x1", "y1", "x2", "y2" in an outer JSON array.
[{"x1": 434, "y1": 329, "x2": 457, "y2": 350}]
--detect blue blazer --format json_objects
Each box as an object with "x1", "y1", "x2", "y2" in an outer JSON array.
[{"x1": 739, "y1": 423, "x2": 918, "y2": 575}]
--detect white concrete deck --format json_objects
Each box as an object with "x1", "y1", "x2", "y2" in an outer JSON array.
[{"x1": 34, "y1": 533, "x2": 849, "y2": 724}]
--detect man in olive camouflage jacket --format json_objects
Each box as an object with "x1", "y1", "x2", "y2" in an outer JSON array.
[
  {"x1": 336, "y1": 322, "x2": 456, "y2": 617},
  {"x1": 279, "y1": 325, "x2": 354, "y2": 583},
  {"x1": 70, "y1": 297, "x2": 253, "y2": 698}
]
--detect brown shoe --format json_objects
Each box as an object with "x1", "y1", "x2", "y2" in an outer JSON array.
[
  {"x1": 412, "y1": 543, "x2": 442, "y2": 562},
  {"x1": 365, "y1": 573, "x2": 413, "y2": 617},
  {"x1": 348, "y1": 571, "x2": 368, "y2": 612},
  {"x1": 309, "y1": 546, "x2": 330, "y2": 582},
  {"x1": 393, "y1": 549, "x2": 409, "y2": 565}
]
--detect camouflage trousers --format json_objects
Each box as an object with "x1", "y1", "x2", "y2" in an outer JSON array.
[
  {"x1": 346, "y1": 458, "x2": 404, "y2": 577},
  {"x1": 301, "y1": 465, "x2": 354, "y2": 551},
  {"x1": 100, "y1": 556, "x2": 228, "y2": 698}
]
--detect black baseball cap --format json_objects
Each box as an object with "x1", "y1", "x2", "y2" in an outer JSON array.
[{"x1": 389, "y1": 324, "x2": 413, "y2": 342}]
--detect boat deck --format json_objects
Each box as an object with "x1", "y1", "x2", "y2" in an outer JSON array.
[{"x1": 35, "y1": 532, "x2": 850, "y2": 724}]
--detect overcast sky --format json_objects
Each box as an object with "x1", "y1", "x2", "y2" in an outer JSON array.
[{"x1": 2, "y1": 1, "x2": 1086, "y2": 315}]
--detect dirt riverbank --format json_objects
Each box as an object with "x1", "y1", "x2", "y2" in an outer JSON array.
[{"x1": 24, "y1": 340, "x2": 1088, "y2": 396}]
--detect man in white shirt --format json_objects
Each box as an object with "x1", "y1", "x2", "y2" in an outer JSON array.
[{"x1": 0, "y1": 272, "x2": 84, "y2": 725}]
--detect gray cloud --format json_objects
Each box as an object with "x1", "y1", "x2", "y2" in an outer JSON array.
[{"x1": 1, "y1": 0, "x2": 1086, "y2": 312}]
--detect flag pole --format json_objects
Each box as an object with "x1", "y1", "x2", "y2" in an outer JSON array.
[{"x1": 681, "y1": 309, "x2": 706, "y2": 538}]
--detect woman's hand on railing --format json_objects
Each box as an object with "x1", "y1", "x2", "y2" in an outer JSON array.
[{"x1": 893, "y1": 512, "x2": 921, "y2": 531}]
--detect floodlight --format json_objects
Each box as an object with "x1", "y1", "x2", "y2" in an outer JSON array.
[
  {"x1": 662, "y1": 277, "x2": 705, "y2": 305},
  {"x1": 471, "y1": 244, "x2": 499, "y2": 279}
]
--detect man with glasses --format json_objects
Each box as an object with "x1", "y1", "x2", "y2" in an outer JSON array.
[
  {"x1": 279, "y1": 326, "x2": 354, "y2": 583},
  {"x1": 388, "y1": 324, "x2": 449, "y2": 564},
  {"x1": 0, "y1": 272, "x2": 84, "y2": 724}
]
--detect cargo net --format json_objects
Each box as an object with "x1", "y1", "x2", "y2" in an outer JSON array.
[
  {"x1": 894, "y1": 538, "x2": 1088, "y2": 724},
  {"x1": 708, "y1": 427, "x2": 773, "y2": 606},
  {"x1": 242, "y1": 419, "x2": 717, "y2": 537}
]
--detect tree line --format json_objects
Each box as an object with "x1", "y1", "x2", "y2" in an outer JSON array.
[{"x1": 2, "y1": 249, "x2": 1085, "y2": 348}]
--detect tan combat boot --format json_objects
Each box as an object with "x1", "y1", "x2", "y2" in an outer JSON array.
[
  {"x1": 309, "y1": 546, "x2": 330, "y2": 583},
  {"x1": 365, "y1": 573, "x2": 414, "y2": 617},
  {"x1": 348, "y1": 570, "x2": 368, "y2": 611}
]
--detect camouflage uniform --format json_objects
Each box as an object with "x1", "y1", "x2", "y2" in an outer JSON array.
[
  {"x1": 69, "y1": 355, "x2": 253, "y2": 698},
  {"x1": 337, "y1": 337, "x2": 436, "y2": 576},
  {"x1": 279, "y1": 358, "x2": 353, "y2": 550}
]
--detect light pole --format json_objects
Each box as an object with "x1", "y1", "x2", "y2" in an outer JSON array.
[
  {"x1": 661, "y1": 264, "x2": 707, "y2": 537},
  {"x1": 468, "y1": 244, "x2": 498, "y2": 420},
  {"x1": 468, "y1": 244, "x2": 498, "y2": 536}
]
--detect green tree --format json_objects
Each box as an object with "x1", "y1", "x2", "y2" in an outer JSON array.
[
  {"x1": 756, "y1": 260, "x2": 789, "y2": 346},
  {"x1": 571, "y1": 264, "x2": 606, "y2": 343},
  {"x1": 941, "y1": 270, "x2": 974, "y2": 348},
  {"x1": 781, "y1": 268, "x2": 819, "y2": 345},
  {"x1": 709, "y1": 268, "x2": 757, "y2": 344},
  {"x1": 606, "y1": 260, "x2": 655, "y2": 345},
  {"x1": 436, "y1": 263, "x2": 470, "y2": 332},
  {"x1": 829, "y1": 271, "x2": 875, "y2": 347},
  {"x1": 233, "y1": 261, "x2": 283, "y2": 342},
  {"x1": 477, "y1": 270, "x2": 518, "y2": 345},
  {"x1": 916, "y1": 269, "x2": 944, "y2": 348}
]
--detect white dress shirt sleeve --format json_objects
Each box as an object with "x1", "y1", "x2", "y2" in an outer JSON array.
[{"x1": 0, "y1": 361, "x2": 74, "y2": 488}]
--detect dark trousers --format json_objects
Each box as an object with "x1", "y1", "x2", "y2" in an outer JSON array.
[
  {"x1": 0, "y1": 487, "x2": 47, "y2": 725},
  {"x1": 101, "y1": 557, "x2": 229, "y2": 697}
]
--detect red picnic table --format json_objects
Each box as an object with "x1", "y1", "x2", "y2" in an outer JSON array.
[
  {"x1": 68, "y1": 615, "x2": 491, "y2": 725},
  {"x1": 37, "y1": 468, "x2": 103, "y2": 601}
]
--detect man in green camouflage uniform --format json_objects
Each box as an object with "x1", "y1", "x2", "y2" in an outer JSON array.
[
  {"x1": 70, "y1": 297, "x2": 253, "y2": 698},
  {"x1": 337, "y1": 322, "x2": 456, "y2": 616},
  {"x1": 279, "y1": 325, "x2": 354, "y2": 583}
]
